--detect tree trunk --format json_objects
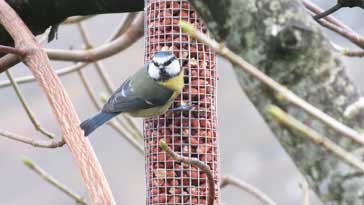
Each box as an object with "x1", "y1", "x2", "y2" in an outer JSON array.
[{"x1": 189, "y1": 0, "x2": 364, "y2": 204}]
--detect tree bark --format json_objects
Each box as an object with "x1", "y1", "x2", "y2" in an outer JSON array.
[
  {"x1": 189, "y1": 0, "x2": 364, "y2": 204},
  {"x1": 0, "y1": 1, "x2": 115, "y2": 204}
]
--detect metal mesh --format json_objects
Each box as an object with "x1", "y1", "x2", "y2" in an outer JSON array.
[{"x1": 144, "y1": 0, "x2": 219, "y2": 204}]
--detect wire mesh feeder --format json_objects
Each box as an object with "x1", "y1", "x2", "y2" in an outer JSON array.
[{"x1": 144, "y1": 0, "x2": 219, "y2": 204}]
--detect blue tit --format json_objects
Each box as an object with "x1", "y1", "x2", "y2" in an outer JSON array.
[{"x1": 80, "y1": 51, "x2": 188, "y2": 136}]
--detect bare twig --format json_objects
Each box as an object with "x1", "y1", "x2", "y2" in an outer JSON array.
[
  {"x1": 63, "y1": 15, "x2": 95, "y2": 24},
  {"x1": 22, "y1": 156, "x2": 87, "y2": 205},
  {"x1": 77, "y1": 69, "x2": 103, "y2": 109},
  {"x1": 220, "y1": 175, "x2": 277, "y2": 205},
  {"x1": 303, "y1": 0, "x2": 364, "y2": 49},
  {"x1": 6, "y1": 70, "x2": 55, "y2": 139},
  {"x1": 267, "y1": 105, "x2": 364, "y2": 173},
  {"x1": 77, "y1": 22, "x2": 116, "y2": 92},
  {"x1": 46, "y1": 14, "x2": 144, "y2": 62},
  {"x1": 303, "y1": 0, "x2": 353, "y2": 32},
  {"x1": 300, "y1": 180, "x2": 310, "y2": 205},
  {"x1": 0, "y1": 24, "x2": 50, "y2": 73},
  {"x1": 0, "y1": 12, "x2": 143, "y2": 73},
  {"x1": 159, "y1": 139, "x2": 215, "y2": 205},
  {"x1": 0, "y1": 13, "x2": 143, "y2": 88},
  {"x1": 0, "y1": 53, "x2": 21, "y2": 72},
  {"x1": 0, "y1": 45, "x2": 26, "y2": 56},
  {"x1": 108, "y1": 12, "x2": 139, "y2": 41},
  {"x1": 94, "y1": 61, "x2": 116, "y2": 92},
  {"x1": 180, "y1": 21, "x2": 364, "y2": 145},
  {"x1": 108, "y1": 120, "x2": 144, "y2": 154},
  {"x1": 78, "y1": 23, "x2": 93, "y2": 48},
  {"x1": 313, "y1": 4, "x2": 342, "y2": 20},
  {"x1": 119, "y1": 114, "x2": 143, "y2": 141},
  {"x1": 0, "y1": 129, "x2": 64, "y2": 148},
  {"x1": 342, "y1": 49, "x2": 364, "y2": 57},
  {"x1": 312, "y1": 0, "x2": 364, "y2": 20},
  {"x1": 0, "y1": 1, "x2": 114, "y2": 203},
  {"x1": 316, "y1": 19, "x2": 364, "y2": 49},
  {"x1": 0, "y1": 62, "x2": 89, "y2": 88},
  {"x1": 330, "y1": 42, "x2": 364, "y2": 57}
]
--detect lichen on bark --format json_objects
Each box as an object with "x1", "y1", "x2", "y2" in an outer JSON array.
[{"x1": 190, "y1": 0, "x2": 364, "y2": 204}]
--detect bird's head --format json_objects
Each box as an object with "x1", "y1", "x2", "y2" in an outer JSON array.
[{"x1": 147, "y1": 51, "x2": 181, "y2": 81}]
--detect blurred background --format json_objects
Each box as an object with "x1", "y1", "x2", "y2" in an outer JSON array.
[{"x1": 1, "y1": 0, "x2": 364, "y2": 204}]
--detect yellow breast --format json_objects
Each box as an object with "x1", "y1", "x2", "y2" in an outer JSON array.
[
  {"x1": 158, "y1": 72, "x2": 184, "y2": 92},
  {"x1": 128, "y1": 72, "x2": 183, "y2": 118}
]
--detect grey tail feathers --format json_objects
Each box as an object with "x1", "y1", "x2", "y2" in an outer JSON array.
[{"x1": 80, "y1": 112, "x2": 118, "y2": 136}]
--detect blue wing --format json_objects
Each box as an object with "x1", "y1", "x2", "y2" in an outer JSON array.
[{"x1": 102, "y1": 69, "x2": 174, "y2": 113}]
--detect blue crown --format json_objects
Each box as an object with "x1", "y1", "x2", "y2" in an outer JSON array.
[{"x1": 154, "y1": 51, "x2": 173, "y2": 58}]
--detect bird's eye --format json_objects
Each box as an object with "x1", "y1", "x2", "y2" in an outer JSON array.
[{"x1": 152, "y1": 61, "x2": 159, "y2": 67}]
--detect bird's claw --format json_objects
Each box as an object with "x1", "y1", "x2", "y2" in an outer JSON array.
[{"x1": 169, "y1": 104, "x2": 195, "y2": 112}]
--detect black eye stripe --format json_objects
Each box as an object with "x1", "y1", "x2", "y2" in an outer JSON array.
[
  {"x1": 152, "y1": 61, "x2": 159, "y2": 67},
  {"x1": 163, "y1": 56, "x2": 176, "y2": 67},
  {"x1": 151, "y1": 56, "x2": 176, "y2": 68}
]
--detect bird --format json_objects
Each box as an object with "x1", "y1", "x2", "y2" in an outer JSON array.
[{"x1": 80, "y1": 51, "x2": 190, "y2": 136}]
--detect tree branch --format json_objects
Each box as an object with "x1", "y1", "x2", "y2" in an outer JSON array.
[
  {"x1": 267, "y1": 105, "x2": 364, "y2": 173},
  {"x1": 188, "y1": 0, "x2": 364, "y2": 203},
  {"x1": 22, "y1": 156, "x2": 88, "y2": 205},
  {"x1": 0, "y1": 13, "x2": 143, "y2": 88},
  {"x1": 0, "y1": 62, "x2": 89, "y2": 88},
  {"x1": 159, "y1": 139, "x2": 216, "y2": 205},
  {"x1": 313, "y1": 0, "x2": 364, "y2": 20},
  {"x1": 46, "y1": 14, "x2": 143, "y2": 62},
  {"x1": 180, "y1": 21, "x2": 364, "y2": 145},
  {"x1": 0, "y1": 0, "x2": 144, "y2": 46},
  {"x1": 313, "y1": 4, "x2": 342, "y2": 20},
  {"x1": 303, "y1": 0, "x2": 355, "y2": 32},
  {"x1": 303, "y1": 0, "x2": 364, "y2": 49},
  {"x1": 0, "y1": 1, "x2": 114, "y2": 204},
  {"x1": 0, "y1": 13, "x2": 144, "y2": 73},
  {"x1": 300, "y1": 180, "x2": 310, "y2": 205},
  {"x1": 0, "y1": 44, "x2": 25, "y2": 55},
  {"x1": 220, "y1": 175, "x2": 277, "y2": 205},
  {"x1": 63, "y1": 15, "x2": 95, "y2": 25},
  {"x1": 6, "y1": 70, "x2": 55, "y2": 139},
  {"x1": 0, "y1": 129, "x2": 65, "y2": 148}
]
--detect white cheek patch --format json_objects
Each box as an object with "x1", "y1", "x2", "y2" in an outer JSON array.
[
  {"x1": 148, "y1": 63, "x2": 160, "y2": 80},
  {"x1": 165, "y1": 60, "x2": 181, "y2": 76}
]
